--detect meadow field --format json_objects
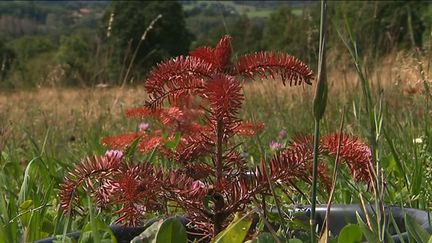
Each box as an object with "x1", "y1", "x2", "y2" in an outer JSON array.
[
  {"x1": 1, "y1": 48, "x2": 431, "y2": 241},
  {"x1": 1, "y1": 1, "x2": 432, "y2": 242}
]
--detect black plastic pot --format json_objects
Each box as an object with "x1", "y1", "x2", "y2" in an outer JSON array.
[
  {"x1": 35, "y1": 224, "x2": 145, "y2": 243},
  {"x1": 36, "y1": 204, "x2": 430, "y2": 243},
  {"x1": 34, "y1": 218, "x2": 158, "y2": 243},
  {"x1": 293, "y1": 204, "x2": 431, "y2": 243}
]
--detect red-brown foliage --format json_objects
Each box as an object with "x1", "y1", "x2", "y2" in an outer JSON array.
[
  {"x1": 321, "y1": 133, "x2": 374, "y2": 183},
  {"x1": 59, "y1": 154, "x2": 123, "y2": 213},
  {"x1": 234, "y1": 52, "x2": 314, "y2": 85},
  {"x1": 59, "y1": 151, "x2": 165, "y2": 226},
  {"x1": 190, "y1": 35, "x2": 232, "y2": 71},
  {"x1": 59, "y1": 35, "x2": 373, "y2": 240}
]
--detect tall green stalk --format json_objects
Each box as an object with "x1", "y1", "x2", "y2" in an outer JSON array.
[
  {"x1": 311, "y1": 1, "x2": 328, "y2": 242},
  {"x1": 337, "y1": 7, "x2": 386, "y2": 241},
  {"x1": 310, "y1": 122, "x2": 321, "y2": 243}
]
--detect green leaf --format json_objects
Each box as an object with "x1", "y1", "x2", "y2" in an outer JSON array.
[
  {"x1": 131, "y1": 219, "x2": 163, "y2": 243},
  {"x1": 254, "y1": 232, "x2": 274, "y2": 243},
  {"x1": 356, "y1": 212, "x2": 379, "y2": 243},
  {"x1": 155, "y1": 217, "x2": 187, "y2": 243},
  {"x1": 0, "y1": 151, "x2": 9, "y2": 164},
  {"x1": 131, "y1": 217, "x2": 186, "y2": 243},
  {"x1": 213, "y1": 211, "x2": 254, "y2": 243},
  {"x1": 410, "y1": 156, "x2": 423, "y2": 197},
  {"x1": 388, "y1": 212, "x2": 404, "y2": 243},
  {"x1": 383, "y1": 130, "x2": 406, "y2": 181},
  {"x1": 53, "y1": 235, "x2": 74, "y2": 243},
  {"x1": 18, "y1": 200, "x2": 33, "y2": 227},
  {"x1": 145, "y1": 147, "x2": 158, "y2": 163},
  {"x1": 203, "y1": 195, "x2": 212, "y2": 212},
  {"x1": 124, "y1": 135, "x2": 143, "y2": 161},
  {"x1": 251, "y1": 232, "x2": 284, "y2": 243},
  {"x1": 404, "y1": 214, "x2": 431, "y2": 243},
  {"x1": 42, "y1": 217, "x2": 55, "y2": 235},
  {"x1": 288, "y1": 239, "x2": 303, "y2": 243},
  {"x1": 78, "y1": 218, "x2": 117, "y2": 243},
  {"x1": 313, "y1": 73, "x2": 328, "y2": 121},
  {"x1": 18, "y1": 156, "x2": 39, "y2": 203},
  {"x1": 338, "y1": 224, "x2": 362, "y2": 243},
  {"x1": 164, "y1": 132, "x2": 181, "y2": 150}
]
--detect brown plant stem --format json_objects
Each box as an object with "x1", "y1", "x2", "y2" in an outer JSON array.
[
  {"x1": 213, "y1": 117, "x2": 225, "y2": 236},
  {"x1": 213, "y1": 193, "x2": 225, "y2": 236},
  {"x1": 216, "y1": 118, "x2": 224, "y2": 184}
]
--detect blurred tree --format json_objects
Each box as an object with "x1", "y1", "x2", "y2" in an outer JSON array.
[
  {"x1": 103, "y1": 1, "x2": 192, "y2": 83},
  {"x1": 12, "y1": 35, "x2": 55, "y2": 60},
  {"x1": 262, "y1": 2, "x2": 428, "y2": 70},
  {"x1": 262, "y1": 6, "x2": 319, "y2": 66},
  {"x1": 3, "y1": 35, "x2": 57, "y2": 88},
  {"x1": 57, "y1": 30, "x2": 97, "y2": 86},
  {"x1": 193, "y1": 15, "x2": 264, "y2": 57},
  {"x1": 331, "y1": 1, "x2": 427, "y2": 56},
  {"x1": 0, "y1": 40, "x2": 16, "y2": 82},
  {"x1": 419, "y1": 3, "x2": 432, "y2": 48},
  {"x1": 228, "y1": 16, "x2": 264, "y2": 56}
]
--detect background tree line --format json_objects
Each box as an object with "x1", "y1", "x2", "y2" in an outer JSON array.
[{"x1": 0, "y1": 0, "x2": 431, "y2": 90}]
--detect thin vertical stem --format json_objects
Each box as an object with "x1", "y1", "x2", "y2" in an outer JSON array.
[
  {"x1": 121, "y1": 14, "x2": 162, "y2": 87},
  {"x1": 253, "y1": 125, "x2": 288, "y2": 234},
  {"x1": 321, "y1": 108, "x2": 345, "y2": 237},
  {"x1": 88, "y1": 197, "x2": 101, "y2": 243},
  {"x1": 311, "y1": 121, "x2": 320, "y2": 243},
  {"x1": 112, "y1": 14, "x2": 162, "y2": 108},
  {"x1": 311, "y1": 1, "x2": 327, "y2": 242}
]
